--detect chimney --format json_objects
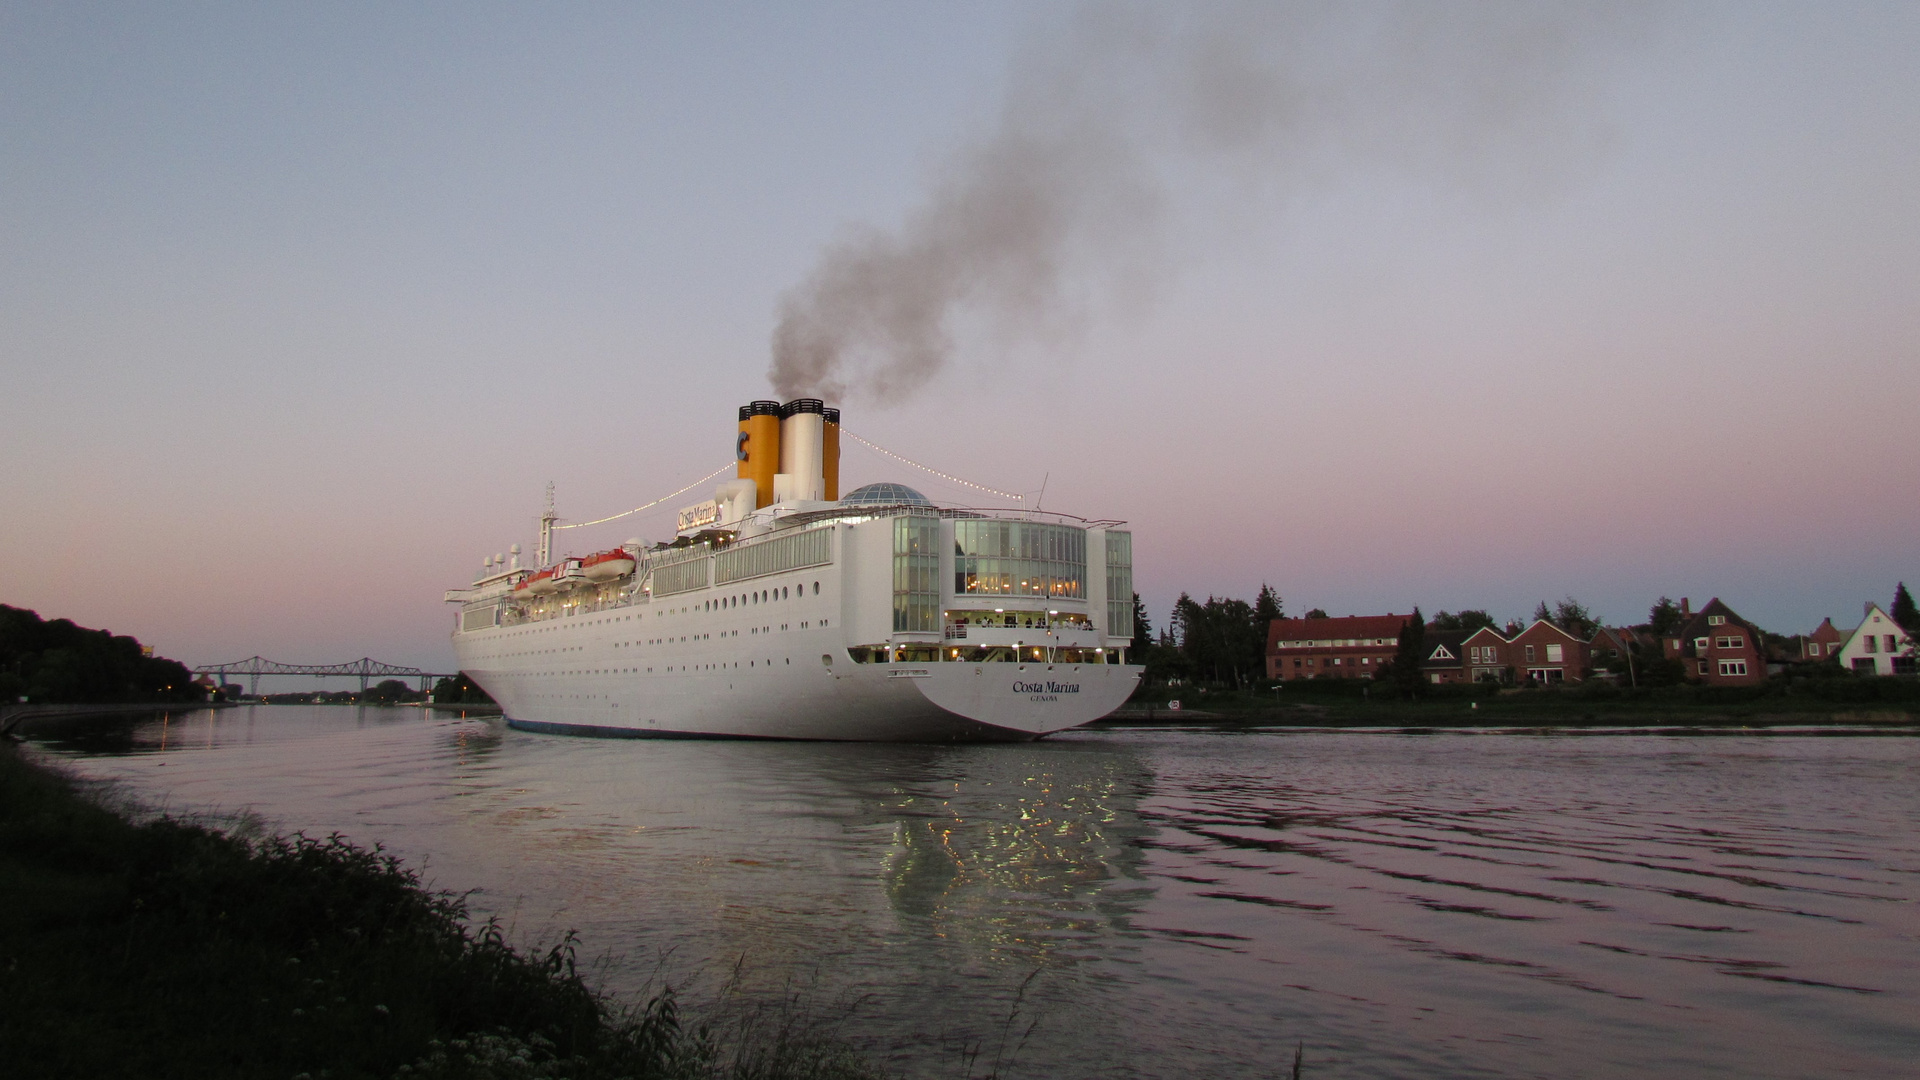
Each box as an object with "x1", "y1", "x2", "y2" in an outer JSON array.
[
  {"x1": 776, "y1": 398, "x2": 826, "y2": 503},
  {"x1": 1680, "y1": 597, "x2": 1691, "y2": 617},
  {"x1": 737, "y1": 401, "x2": 783, "y2": 509},
  {"x1": 822, "y1": 407, "x2": 841, "y2": 501}
]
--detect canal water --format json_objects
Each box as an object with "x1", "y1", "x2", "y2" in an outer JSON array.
[{"x1": 25, "y1": 707, "x2": 1920, "y2": 1079}]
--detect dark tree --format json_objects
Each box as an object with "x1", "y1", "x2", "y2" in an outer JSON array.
[
  {"x1": 1431, "y1": 610, "x2": 1496, "y2": 633},
  {"x1": 1131, "y1": 592, "x2": 1152, "y2": 658},
  {"x1": 1254, "y1": 584, "x2": 1283, "y2": 625},
  {"x1": 1304, "y1": 608, "x2": 1329, "y2": 620},
  {"x1": 1647, "y1": 597, "x2": 1684, "y2": 635},
  {"x1": 1551, "y1": 598, "x2": 1598, "y2": 639},
  {"x1": 362, "y1": 679, "x2": 418, "y2": 704},
  {"x1": 1148, "y1": 626, "x2": 1192, "y2": 686},
  {"x1": 1171, "y1": 593, "x2": 1264, "y2": 688},
  {"x1": 1893, "y1": 583, "x2": 1920, "y2": 635},
  {"x1": 1388, "y1": 607, "x2": 1428, "y2": 698},
  {"x1": 431, "y1": 674, "x2": 495, "y2": 705},
  {"x1": 1629, "y1": 639, "x2": 1687, "y2": 687},
  {"x1": 1458, "y1": 609, "x2": 1496, "y2": 632},
  {"x1": 0, "y1": 604, "x2": 199, "y2": 705},
  {"x1": 1532, "y1": 601, "x2": 1552, "y2": 626}
]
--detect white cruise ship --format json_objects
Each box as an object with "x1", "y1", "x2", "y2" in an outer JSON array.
[{"x1": 445, "y1": 399, "x2": 1141, "y2": 741}]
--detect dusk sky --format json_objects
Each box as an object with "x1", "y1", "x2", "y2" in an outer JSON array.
[{"x1": 3, "y1": 2, "x2": 1916, "y2": 679}]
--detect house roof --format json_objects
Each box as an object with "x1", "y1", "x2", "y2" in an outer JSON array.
[
  {"x1": 1422, "y1": 629, "x2": 1472, "y2": 668},
  {"x1": 1840, "y1": 604, "x2": 1911, "y2": 649},
  {"x1": 1268, "y1": 613, "x2": 1413, "y2": 647},
  {"x1": 1591, "y1": 626, "x2": 1637, "y2": 651},
  {"x1": 1672, "y1": 597, "x2": 1763, "y2": 647},
  {"x1": 1509, "y1": 619, "x2": 1586, "y2": 645}
]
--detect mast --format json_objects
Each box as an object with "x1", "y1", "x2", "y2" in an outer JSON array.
[{"x1": 537, "y1": 481, "x2": 555, "y2": 567}]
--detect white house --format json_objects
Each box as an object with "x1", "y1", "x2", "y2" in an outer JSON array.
[{"x1": 1835, "y1": 603, "x2": 1916, "y2": 676}]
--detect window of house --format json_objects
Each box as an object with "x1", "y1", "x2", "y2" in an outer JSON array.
[
  {"x1": 1698, "y1": 660, "x2": 1709, "y2": 674},
  {"x1": 1865, "y1": 636, "x2": 1878, "y2": 653},
  {"x1": 1887, "y1": 635, "x2": 1900, "y2": 652},
  {"x1": 1695, "y1": 637, "x2": 1710, "y2": 651},
  {"x1": 1525, "y1": 644, "x2": 1536, "y2": 662},
  {"x1": 1708, "y1": 615, "x2": 1726, "y2": 626},
  {"x1": 1546, "y1": 644, "x2": 1563, "y2": 663},
  {"x1": 1718, "y1": 660, "x2": 1748, "y2": 677},
  {"x1": 1715, "y1": 636, "x2": 1743, "y2": 650}
]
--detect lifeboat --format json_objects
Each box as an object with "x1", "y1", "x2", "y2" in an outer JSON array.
[
  {"x1": 581, "y1": 548, "x2": 637, "y2": 582},
  {"x1": 552, "y1": 557, "x2": 585, "y2": 589},
  {"x1": 524, "y1": 568, "x2": 557, "y2": 596}
]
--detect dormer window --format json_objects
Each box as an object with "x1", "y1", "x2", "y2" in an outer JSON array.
[{"x1": 1708, "y1": 615, "x2": 1726, "y2": 626}]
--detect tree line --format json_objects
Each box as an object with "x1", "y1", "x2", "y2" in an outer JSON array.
[
  {"x1": 0, "y1": 605, "x2": 200, "y2": 705},
  {"x1": 1128, "y1": 582, "x2": 1920, "y2": 696}
]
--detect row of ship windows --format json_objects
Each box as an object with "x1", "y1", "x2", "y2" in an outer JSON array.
[
  {"x1": 483, "y1": 581, "x2": 824, "y2": 645},
  {"x1": 523, "y1": 658, "x2": 797, "y2": 675},
  {"x1": 479, "y1": 620, "x2": 830, "y2": 659}
]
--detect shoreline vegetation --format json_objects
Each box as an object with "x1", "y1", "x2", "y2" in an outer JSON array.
[
  {"x1": 0, "y1": 745, "x2": 885, "y2": 1080},
  {"x1": 1109, "y1": 678, "x2": 1919, "y2": 728},
  {"x1": 1118, "y1": 587, "x2": 1920, "y2": 728}
]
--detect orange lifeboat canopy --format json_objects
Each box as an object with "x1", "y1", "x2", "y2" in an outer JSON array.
[
  {"x1": 525, "y1": 568, "x2": 558, "y2": 596},
  {"x1": 581, "y1": 548, "x2": 637, "y2": 583}
]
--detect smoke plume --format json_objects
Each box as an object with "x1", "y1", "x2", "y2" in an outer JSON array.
[{"x1": 770, "y1": 2, "x2": 1640, "y2": 404}]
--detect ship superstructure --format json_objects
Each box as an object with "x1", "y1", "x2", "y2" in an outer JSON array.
[{"x1": 445, "y1": 400, "x2": 1140, "y2": 741}]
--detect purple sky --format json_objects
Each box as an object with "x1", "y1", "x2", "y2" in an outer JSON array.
[{"x1": 3, "y1": 3, "x2": 1915, "y2": 682}]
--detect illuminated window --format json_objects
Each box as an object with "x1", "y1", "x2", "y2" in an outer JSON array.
[
  {"x1": 892, "y1": 515, "x2": 940, "y2": 632},
  {"x1": 953, "y1": 520, "x2": 1087, "y2": 599},
  {"x1": 1106, "y1": 531, "x2": 1133, "y2": 640}
]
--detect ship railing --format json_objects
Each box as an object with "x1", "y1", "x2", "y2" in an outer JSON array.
[{"x1": 945, "y1": 620, "x2": 1094, "y2": 637}]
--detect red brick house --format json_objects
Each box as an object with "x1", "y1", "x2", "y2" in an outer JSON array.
[
  {"x1": 1800, "y1": 618, "x2": 1845, "y2": 662},
  {"x1": 1461, "y1": 626, "x2": 1510, "y2": 682},
  {"x1": 1268, "y1": 613, "x2": 1413, "y2": 680},
  {"x1": 1507, "y1": 620, "x2": 1591, "y2": 684},
  {"x1": 1662, "y1": 597, "x2": 1767, "y2": 685},
  {"x1": 1420, "y1": 630, "x2": 1473, "y2": 684}
]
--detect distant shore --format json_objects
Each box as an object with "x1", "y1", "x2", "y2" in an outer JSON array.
[{"x1": 1102, "y1": 692, "x2": 1918, "y2": 729}]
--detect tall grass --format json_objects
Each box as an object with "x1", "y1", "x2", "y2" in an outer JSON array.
[{"x1": 0, "y1": 745, "x2": 885, "y2": 1080}]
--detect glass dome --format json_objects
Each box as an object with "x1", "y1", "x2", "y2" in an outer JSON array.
[{"x1": 840, "y1": 482, "x2": 934, "y2": 507}]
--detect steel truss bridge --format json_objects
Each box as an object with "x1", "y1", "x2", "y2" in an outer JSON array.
[{"x1": 191, "y1": 657, "x2": 458, "y2": 697}]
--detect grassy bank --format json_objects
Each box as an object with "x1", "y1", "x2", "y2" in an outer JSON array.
[
  {"x1": 0, "y1": 745, "x2": 883, "y2": 1080},
  {"x1": 1110, "y1": 677, "x2": 1920, "y2": 727}
]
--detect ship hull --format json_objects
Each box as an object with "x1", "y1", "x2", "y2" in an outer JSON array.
[{"x1": 458, "y1": 625, "x2": 1138, "y2": 742}]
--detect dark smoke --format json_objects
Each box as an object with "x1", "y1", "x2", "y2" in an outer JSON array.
[{"x1": 770, "y1": 2, "x2": 1642, "y2": 404}]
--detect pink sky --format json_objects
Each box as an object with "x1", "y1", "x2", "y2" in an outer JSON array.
[{"x1": 2, "y1": 4, "x2": 1915, "y2": 680}]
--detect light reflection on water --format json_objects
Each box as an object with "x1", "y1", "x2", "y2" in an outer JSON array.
[{"x1": 29, "y1": 707, "x2": 1920, "y2": 1079}]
